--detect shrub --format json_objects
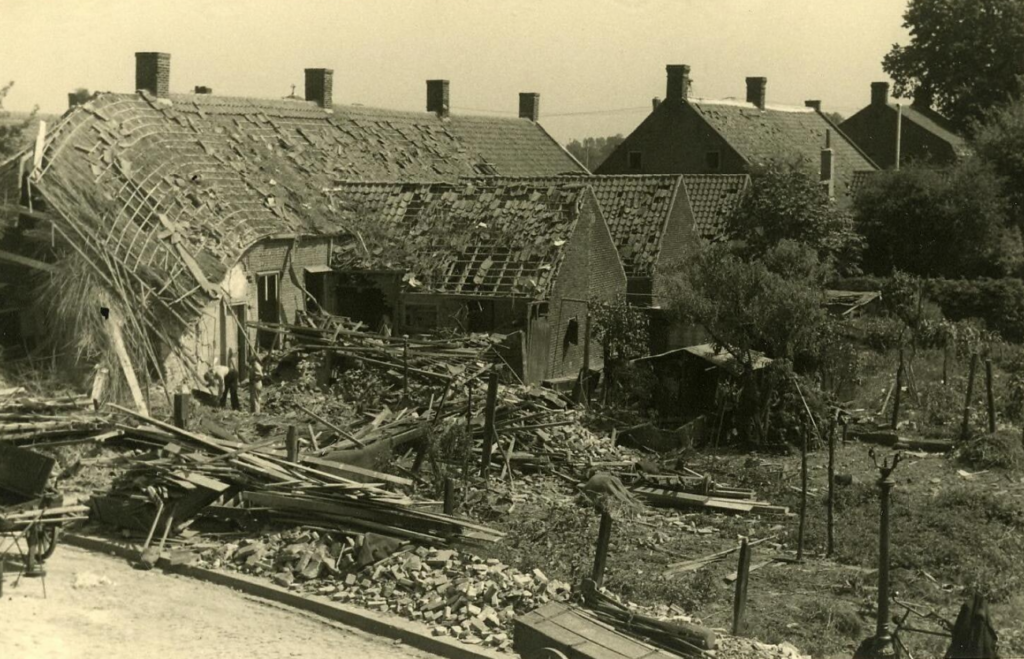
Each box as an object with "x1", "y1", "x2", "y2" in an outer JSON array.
[
  {"x1": 926, "y1": 278, "x2": 1024, "y2": 343},
  {"x1": 959, "y1": 431, "x2": 1024, "y2": 471}
]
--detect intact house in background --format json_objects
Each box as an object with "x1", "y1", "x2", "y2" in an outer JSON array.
[
  {"x1": 325, "y1": 179, "x2": 626, "y2": 384},
  {"x1": 839, "y1": 82, "x2": 970, "y2": 170},
  {"x1": 0, "y1": 51, "x2": 588, "y2": 394},
  {"x1": 596, "y1": 64, "x2": 878, "y2": 203}
]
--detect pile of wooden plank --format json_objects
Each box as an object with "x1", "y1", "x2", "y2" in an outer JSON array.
[
  {"x1": 93, "y1": 405, "x2": 502, "y2": 546},
  {"x1": 0, "y1": 389, "x2": 114, "y2": 447}
]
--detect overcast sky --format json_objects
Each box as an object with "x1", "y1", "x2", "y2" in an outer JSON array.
[{"x1": 0, "y1": 0, "x2": 909, "y2": 143}]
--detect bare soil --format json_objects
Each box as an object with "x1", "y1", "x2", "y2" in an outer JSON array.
[{"x1": 0, "y1": 545, "x2": 438, "y2": 659}]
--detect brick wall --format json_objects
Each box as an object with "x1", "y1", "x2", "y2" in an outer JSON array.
[
  {"x1": 596, "y1": 103, "x2": 746, "y2": 176},
  {"x1": 547, "y1": 191, "x2": 628, "y2": 379},
  {"x1": 241, "y1": 237, "x2": 332, "y2": 327},
  {"x1": 840, "y1": 106, "x2": 958, "y2": 169}
]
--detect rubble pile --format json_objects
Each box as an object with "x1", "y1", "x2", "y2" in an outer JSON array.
[
  {"x1": 0, "y1": 388, "x2": 111, "y2": 447},
  {"x1": 202, "y1": 528, "x2": 571, "y2": 651}
]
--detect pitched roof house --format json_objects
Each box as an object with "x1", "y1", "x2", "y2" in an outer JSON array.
[
  {"x1": 326, "y1": 179, "x2": 626, "y2": 382},
  {"x1": 839, "y1": 82, "x2": 969, "y2": 170},
  {"x1": 596, "y1": 65, "x2": 878, "y2": 201},
  {"x1": 0, "y1": 52, "x2": 589, "y2": 390}
]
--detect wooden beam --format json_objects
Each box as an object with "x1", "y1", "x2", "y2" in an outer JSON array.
[
  {"x1": 0, "y1": 249, "x2": 60, "y2": 274},
  {"x1": 105, "y1": 311, "x2": 149, "y2": 415}
]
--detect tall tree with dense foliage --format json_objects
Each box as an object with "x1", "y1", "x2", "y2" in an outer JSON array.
[
  {"x1": 565, "y1": 135, "x2": 624, "y2": 171},
  {"x1": 726, "y1": 164, "x2": 862, "y2": 276},
  {"x1": 883, "y1": 0, "x2": 1024, "y2": 131},
  {"x1": 973, "y1": 98, "x2": 1024, "y2": 230},
  {"x1": 855, "y1": 160, "x2": 1023, "y2": 278}
]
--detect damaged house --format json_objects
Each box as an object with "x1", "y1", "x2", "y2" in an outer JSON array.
[
  {"x1": 0, "y1": 52, "x2": 587, "y2": 401},
  {"x1": 325, "y1": 179, "x2": 626, "y2": 383}
]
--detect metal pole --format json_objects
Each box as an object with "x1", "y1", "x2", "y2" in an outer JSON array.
[
  {"x1": 592, "y1": 511, "x2": 613, "y2": 587},
  {"x1": 895, "y1": 103, "x2": 902, "y2": 171},
  {"x1": 858, "y1": 450, "x2": 902, "y2": 657}
]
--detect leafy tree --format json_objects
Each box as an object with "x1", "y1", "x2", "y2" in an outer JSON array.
[
  {"x1": 589, "y1": 296, "x2": 653, "y2": 412},
  {"x1": 726, "y1": 164, "x2": 862, "y2": 276},
  {"x1": 883, "y1": 0, "x2": 1024, "y2": 131},
  {"x1": 0, "y1": 81, "x2": 36, "y2": 159},
  {"x1": 824, "y1": 111, "x2": 845, "y2": 126},
  {"x1": 565, "y1": 135, "x2": 624, "y2": 171},
  {"x1": 973, "y1": 98, "x2": 1024, "y2": 230},
  {"x1": 855, "y1": 160, "x2": 1023, "y2": 278},
  {"x1": 663, "y1": 241, "x2": 834, "y2": 447}
]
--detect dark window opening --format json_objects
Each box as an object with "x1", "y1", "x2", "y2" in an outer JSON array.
[
  {"x1": 256, "y1": 273, "x2": 280, "y2": 350},
  {"x1": 705, "y1": 151, "x2": 721, "y2": 171},
  {"x1": 304, "y1": 271, "x2": 327, "y2": 313},
  {"x1": 628, "y1": 151, "x2": 643, "y2": 170}
]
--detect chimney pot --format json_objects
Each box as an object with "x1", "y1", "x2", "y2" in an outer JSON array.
[
  {"x1": 746, "y1": 77, "x2": 767, "y2": 110},
  {"x1": 518, "y1": 93, "x2": 540, "y2": 121},
  {"x1": 652, "y1": 97, "x2": 662, "y2": 111},
  {"x1": 67, "y1": 90, "x2": 90, "y2": 109},
  {"x1": 304, "y1": 68, "x2": 333, "y2": 108},
  {"x1": 194, "y1": 85, "x2": 213, "y2": 95},
  {"x1": 871, "y1": 82, "x2": 890, "y2": 107},
  {"x1": 427, "y1": 80, "x2": 450, "y2": 118},
  {"x1": 805, "y1": 100, "x2": 822, "y2": 112},
  {"x1": 666, "y1": 64, "x2": 691, "y2": 102},
  {"x1": 135, "y1": 52, "x2": 170, "y2": 98}
]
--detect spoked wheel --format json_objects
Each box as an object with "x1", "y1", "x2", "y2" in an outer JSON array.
[{"x1": 36, "y1": 525, "x2": 59, "y2": 560}]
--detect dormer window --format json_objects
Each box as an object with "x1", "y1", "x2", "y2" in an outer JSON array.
[{"x1": 628, "y1": 151, "x2": 643, "y2": 170}]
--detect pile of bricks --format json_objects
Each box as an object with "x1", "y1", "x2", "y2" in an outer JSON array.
[{"x1": 205, "y1": 529, "x2": 571, "y2": 651}]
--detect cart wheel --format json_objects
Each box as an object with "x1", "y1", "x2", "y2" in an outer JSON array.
[
  {"x1": 532, "y1": 650, "x2": 568, "y2": 659},
  {"x1": 38, "y1": 526, "x2": 59, "y2": 560}
]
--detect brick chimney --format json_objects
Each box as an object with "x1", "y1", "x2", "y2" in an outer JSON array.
[
  {"x1": 194, "y1": 86, "x2": 213, "y2": 95},
  {"x1": 427, "y1": 80, "x2": 450, "y2": 118},
  {"x1": 519, "y1": 93, "x2": 540, "y2": 121},
  {"x1": 304, "y1": 68, "x2": 333, "y2": 108},
  {"x1": 67, "y1": 89, "x2": 90, "y2": 109},
  {"x1": 805, "y1": 100, "x2": 822, "y2": 112},
  {"x1": 871, "y1": 82, "x2": 890, "y2": 107},
  {"x1": 746, "y1": 77, "x2": 766, "y2": 110},
  {"x1": 666, "y1": 64, "x2": 691, "y2": 102},
  {"x1": 135, "y1": 52, "x2": 170, "y2": 98},
  {"x1": 821, "y1": 129, "x2": 835, "y2": 198}
]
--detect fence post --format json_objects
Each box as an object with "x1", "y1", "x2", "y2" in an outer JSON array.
[
  {"x1": 827, "y1": 422, "x2": 837, "y2": 558},
  {"x1": 285, "y1": 425, "x2": 299, "y2": 463},
  {"x1": 797, "y1": 427, "x2": 808, "y2": 562},
  {"x1": 985, "y1": 359, "x2": 996, "y2": 434},
  {"x1": 592, "y1": 511, "x2": 613, "y2": 587},
  {"x1": 961, "y1": 354, "x2": 979, "y2": 441},
  {"x1": 732, "y1": 538, "x2": 752, "y2": 635},
  {"x1": 891, "y1": 348, "x2": 904, "y2": 431},
  {"x1": 172, "y1": 392, "x2": 190, "y2": 430},
  {"x1": 443, "y1": 477, "x2": 455, "y2": 515},
  {"x1": 480, "y1": 369, "x2": 499, "y2": 478}
]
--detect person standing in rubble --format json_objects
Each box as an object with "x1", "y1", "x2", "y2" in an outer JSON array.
[{"x1": 204, "y1": 349, "x2": 240, "y2": 411}]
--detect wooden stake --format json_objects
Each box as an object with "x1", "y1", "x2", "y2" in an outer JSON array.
[
  {"x1": 592, "y1": 511, "x2": 613, "y2": 587},
  {"x1": 797, "y1": 428, "x2": 808, "y2": 562},
  {"x1": 962, "y1": 353, "x2": 978, "y2": 441},
  {"x1": 443, "y1": 477, "x2": 455, "y2": 515},
  {"x1": 480, "y1": 369, "x2": 499, "y2": 478},
  {"x1": 985, "y1": 359, "x2": 996, "y2": 434},
  {"x1": 891, "y1": 348, "x2": 904, "y2": 431},
  {"x1": 172, "y1": 392, "x2": 190, "y2": 430},
  {"x1": 827, "y1": 421, "x2": 837, "y2": 558},
  {"x1": 285, "y1": 425, "x2": 299, "y2": 463},
  {"x1": 732, "y1": 538, "x2": 752, "y2": 635}
]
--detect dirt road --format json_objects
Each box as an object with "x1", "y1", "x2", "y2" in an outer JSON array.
[{"x1": 1, "y1": 545, "x2": 440, "y2": 659}]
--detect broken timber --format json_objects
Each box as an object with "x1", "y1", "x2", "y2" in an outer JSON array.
[{"x1": 631, "y1": 486, "x2": 788, "y2": 515}]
